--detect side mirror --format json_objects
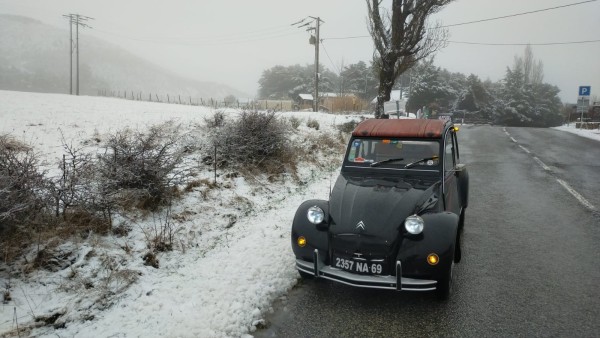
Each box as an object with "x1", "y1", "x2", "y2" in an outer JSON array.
[{"x1": 452, "y1": 163, "x2": 467, "y2": 172}]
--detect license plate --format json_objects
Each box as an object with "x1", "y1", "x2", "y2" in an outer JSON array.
[{"x1": 333, "y1": 255, "x2": 387, "y2": 275}]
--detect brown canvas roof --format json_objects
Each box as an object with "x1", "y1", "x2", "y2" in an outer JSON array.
[{"x1": 352, "y1": 119, "x2": 449, "y2": 138}]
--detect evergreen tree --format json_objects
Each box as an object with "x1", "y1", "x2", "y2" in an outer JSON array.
[
  {"x1": 339, "y1": 61, "x2": 378, "y2": 100},
  {"x1": 493, "y1": 47, "x2": 563, "y2": 127},
  {"x1": 406, "y1": 60, "x2": 457, "y2": 113},
  {"x1": 455, "y1": 74, "x2": 494, "y2": 121},
  {"x1": 258, "y1": 64, "x2": 339, "y2": 100}
]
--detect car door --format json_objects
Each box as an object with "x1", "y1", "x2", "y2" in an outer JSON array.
[{"x1": 443, "y1": 129, "x2": 460, "y2": 215}]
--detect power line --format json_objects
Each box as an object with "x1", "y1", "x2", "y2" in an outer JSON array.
[
  {"x1": 322, "y1": 36, "x2": 600, "y2": 46},
  {"x1": 124, "y1": 23, "x2": 294, "y2": 41},
  {"x1": 320, "y1": 42, "x2": 341, "y2": 74},
  {"x1": 94, "y1": 28, "x2": 302, "y2": 46},
  {"x1": 322, "y1": 0, "x2": 598, "y2": 41},
  {"x1": 447, "y1": 39, "x2": 600, "y2": 46},
  {"x1": 93, "y1": 24, "x2": 301, "y2": 46},
  {"x1": 323, "y1": 35, "x2": 369, "y2": 41},
  {"x1": 441, "y1": 0, "x2": 598, "y2": 28}
]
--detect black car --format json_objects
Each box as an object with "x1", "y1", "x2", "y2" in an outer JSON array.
[{"x1": 291, "y1": 118, "x2": 469, "y2": 299}]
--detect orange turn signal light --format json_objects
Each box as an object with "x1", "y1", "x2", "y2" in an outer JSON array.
[
  {"x1": 427, "y1": 253, "x2": 439, "y2": 265},
  {"x1": 297, "y1": 236, "x2": 307, "y2": 248}
]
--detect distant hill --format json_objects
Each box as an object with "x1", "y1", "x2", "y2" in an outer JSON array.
[{"x1": 0, "y1": 15, "x2": 248, "y2": 99}]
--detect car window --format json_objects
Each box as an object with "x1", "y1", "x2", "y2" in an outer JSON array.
[
  {"x1": 346, "y1": 138, "x2": 440, "y2": 168},
  {"x1": 444, "y1": 135, "x2": 455, "y2": 170}
]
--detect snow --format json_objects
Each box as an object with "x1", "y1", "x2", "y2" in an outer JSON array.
[
  {"x1": 553, "y1": 124, "x2": 600, "y2": 142},
  {"x1": 0, "y1": 90, "x2": 361, "y2": 337}
]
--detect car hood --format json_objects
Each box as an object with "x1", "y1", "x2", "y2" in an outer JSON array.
[{"x1": 328, "y1": 173, "x2": 438, "y2": 256}]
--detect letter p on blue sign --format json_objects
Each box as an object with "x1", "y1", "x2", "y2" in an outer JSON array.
[{"x1": 579, "y1": 86, "x2": 591, "y2": 96}]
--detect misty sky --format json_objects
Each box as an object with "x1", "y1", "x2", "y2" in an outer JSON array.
[{"x1": 1, "y1": 0, "x2": 599, "y2": 102}]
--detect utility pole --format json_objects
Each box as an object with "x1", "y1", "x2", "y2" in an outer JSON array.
[
  {"x1": 63, "y1": 14, "x2": 93, "y2": 95},
  {"x1": 293, "y1": 16, "x2": 324, "y2": 112}
]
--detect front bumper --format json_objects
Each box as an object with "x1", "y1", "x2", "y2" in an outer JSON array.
[{"x1": 296, "y1": 249, "x2": 437, "y2": 291}]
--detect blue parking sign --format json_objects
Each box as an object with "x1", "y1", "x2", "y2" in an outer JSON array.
[{"x1": 579, "y1": 86, "x2": 591, "y2": 96}]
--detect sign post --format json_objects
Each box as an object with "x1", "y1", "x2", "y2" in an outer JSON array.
[{"x1": 577, "y1": 86, "x2": 591, "y2": 124}]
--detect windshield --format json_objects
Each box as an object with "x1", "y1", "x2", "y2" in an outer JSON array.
[{"x1": 345, "y1": 138, "x2": 440, "y2": 169}]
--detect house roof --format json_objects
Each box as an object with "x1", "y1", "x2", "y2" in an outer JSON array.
[
  {"x1": 352, "y1": 119, "x2": 449, "y2": 138},
  {"x1": 298, "y1": 94, "x2": 313, "y2": 100}
]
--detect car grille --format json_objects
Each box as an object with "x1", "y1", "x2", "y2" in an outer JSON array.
[{"x1": 331, "y1": 233, "x2": 394, "y2": 259}]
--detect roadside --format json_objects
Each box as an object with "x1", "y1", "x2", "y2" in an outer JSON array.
[{"x1": 553, "y1": 124, "x2": 600, "y2": 142}]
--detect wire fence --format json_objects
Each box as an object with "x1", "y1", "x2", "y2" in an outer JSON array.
[
  {"x1": 97, "y1": 90, "x2": 294, "y2": 111},
  {"x1": 97, "y1": 90, "x2": 372, "y2": 113}
]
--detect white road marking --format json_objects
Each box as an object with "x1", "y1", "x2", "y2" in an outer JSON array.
[
  {"x1": 533, "y1": 156, "x2": 552, "y2": 171},
  {"x1": 556, "y1": 179, "x2": 597, "y2": 212},
  {"x1": 507, "y1": 130, "x2": 596, "y2": 212},
  {"x1": 518, "y1": 145, "x2": 531, "y2": 154}
]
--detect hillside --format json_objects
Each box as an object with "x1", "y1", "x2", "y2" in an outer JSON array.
[{"x1": 0, "y1": 15, "x2": 247, "y2": 99}]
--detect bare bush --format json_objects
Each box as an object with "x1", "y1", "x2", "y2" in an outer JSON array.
[
  {"x1": 289, "y1": 116, "x2": 301, "y2": 130},
  {"x1": 211, "y1": 111, "x2": 294, "y2": 176},
  {"x1": 204, "y1": 111, "x2": 226, "y2": 129},
  {"x1": 96, "y1": 122, "x2": 186, "y2": 211},
  {"x1": 307, "y1": 118, "x2": 320, "y2": 130},
  {"x1": 52, "y1": 133, "x2": 104, "y2": 219},
  {"x1": 0, "y1": 135, "x2": 51, "y2": 234},
  {"x1": 336, "y1": 120, "x2": 360, "y2": 134}
]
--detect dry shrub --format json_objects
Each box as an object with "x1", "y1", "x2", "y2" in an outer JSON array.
[
  {"x1": 0, "y1": 135, "x2": 54, "y2": 263},
  {"x1": 211, "y1": 111, "x2": 296, "y2": 177},
  {"x1": 204, "y1": 111, "x2": 226, "y2": 129},
  {"x1": 307, "y1": 118, "x2": 320, "y2": 130},
  {"x1": 336, "y1": 119, "x2": 360, "y2": 134},
  {"x1": 96, "y1": 122, "x2": 186, "y2": 211},
  {"x1": 297, "y1": 132, "x2": 346, "y2": 167},
  {"x1": 289, "y1": 116, "x2": 301, "y2": 130},
  {"x1": 0, "y1": 135, "x2": 51, "y2": 232}
]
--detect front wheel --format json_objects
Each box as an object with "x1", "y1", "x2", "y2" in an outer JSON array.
[
  {"x1": 454, "y1": 228, "x2": 463, "y2": 263},
  {"x1": 458, "y1": 208, "x2": 465, "y2": 230},
  {"x1": 436, "y1": 251, "x2": 455, "y2": 300}
]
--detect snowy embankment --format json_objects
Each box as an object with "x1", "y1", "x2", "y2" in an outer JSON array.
[
  {"x1": 0, "y1": 90, "x2": 359, "y2": 337},
  {"x1": 553, "y1": 124, "x2": 600, "y2": 142}
]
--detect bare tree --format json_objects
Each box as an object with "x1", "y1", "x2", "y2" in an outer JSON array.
[
  {"x1": 366, "y1": 0, "x2": 453, "y2": 118},
  {"x1": 514, "y1": 45, "x2": 544, "y2": 85}
]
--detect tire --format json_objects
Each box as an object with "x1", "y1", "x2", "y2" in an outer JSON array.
[
  {"x1": 458, "y1": 208, "x2": 465, "y2": 230},
  {"x1": 454, "y1": 228, "x2": 463, "y2": 263},
  {"x1": 436, "y1": 248, "x2": 455, "y2": 301}
]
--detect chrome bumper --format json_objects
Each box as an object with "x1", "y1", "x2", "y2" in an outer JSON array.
[{"x1": 296, "y1": 249, "x2": 437, "y2": 291}]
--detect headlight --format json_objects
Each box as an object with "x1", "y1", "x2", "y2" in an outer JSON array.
[
  {"x1": 307, "y1": 206, "x2": 325, "y2": 224},
  {"x1": 404, "y1": 215, "x2": 424, "y2": 234}
]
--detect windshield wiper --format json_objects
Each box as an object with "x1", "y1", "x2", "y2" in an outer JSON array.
[
  {"x1": 370, "y1": 157, "x2": 404, "y2": 167},
  {"x1": 403, "y1": 156, "x2": 439, "y2": 169}
]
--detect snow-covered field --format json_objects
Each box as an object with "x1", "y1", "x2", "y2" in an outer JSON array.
[{"x1": 0, "y1": 90, "x2": 361, "y2": 337}]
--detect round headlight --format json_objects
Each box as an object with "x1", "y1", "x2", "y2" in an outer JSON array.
[
  {"x1": 307, "y1": 206, "x2": 325, "y2": 224},
  {"x1": 405, "y1": 215, "x2": 424, "y2": 234}
]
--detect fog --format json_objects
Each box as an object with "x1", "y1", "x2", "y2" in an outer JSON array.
[{"x1": 1, "y1": 0, "x2": 598, "y2": 101}]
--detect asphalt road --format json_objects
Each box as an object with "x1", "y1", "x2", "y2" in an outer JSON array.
[{"x1": 255, "y1": 125, "x2": 600, "y2": 338}]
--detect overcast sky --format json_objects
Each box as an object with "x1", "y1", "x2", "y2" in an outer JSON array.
[{"x1": 1, "y1": 0, "x2": 599, "y2": 102}]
